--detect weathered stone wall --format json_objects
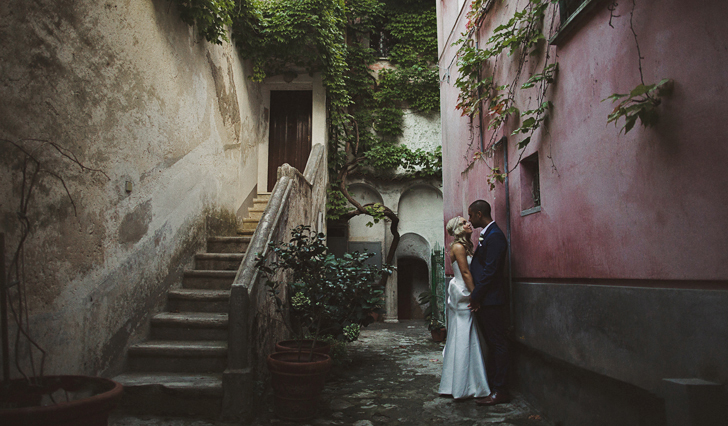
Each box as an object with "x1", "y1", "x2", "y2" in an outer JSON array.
[{"x1": 0, "y1": 0, "x2": 266, "y2": 377}]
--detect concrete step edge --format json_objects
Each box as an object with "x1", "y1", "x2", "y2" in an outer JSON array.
[
  {"x1": 206, "y1": 236, "x2": 251, "y2": 242},
  {"x1": 167, "y1": 289, "x2": 230, "y2": 301},
  {"x1": 128, "y1": 341, "x2": 228, "y2": 356},
  {"x1": 113, "y1": 372, "x2": 223, "y2": 396},
  {"x1": 183, "y1": 270, "x2": 237, "y2": 277},
  {"x1": 195, "y1": 253, "x2": 244, "y2": 260},
  {"x1": 151, "y1": 312, "x2": 228, "y2": 327}
]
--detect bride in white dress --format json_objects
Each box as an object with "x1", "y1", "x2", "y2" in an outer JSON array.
[{"x1": 438, "y1": 216, "x2": 491, "y2": 399}]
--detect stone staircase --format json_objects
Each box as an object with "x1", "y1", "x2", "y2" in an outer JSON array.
[{"x1": 113, "y1": 193, "x2": 271, "y2": 418}]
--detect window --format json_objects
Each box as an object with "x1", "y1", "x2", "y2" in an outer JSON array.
[
  {"x1": 550, "y1": 0, "x2": 606, "y2": 45},
  {"x1": 558, "y1": 0, "x2": 587, "y2": 24},
  {"x1": 370, "y1": 27, "x2": 392, "y2": 58},
  {"x1": 520, "y1": 152, "x2": 541, "y2": 216}
]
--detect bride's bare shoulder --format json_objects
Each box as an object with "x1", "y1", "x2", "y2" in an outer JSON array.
[{"x1": 450, "y1": 243, "x2": 467, "y2": 258}]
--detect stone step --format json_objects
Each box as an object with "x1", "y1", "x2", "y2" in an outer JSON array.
[
  {"x1": 151, "y1": 312, "x2": 228, "y2": 341},
  {"x1": 182, "y1": 270, "x2": 236, "y2": 290},
  {"x1": 113, "y1": 372, "x2": 223, "y2": 418},
  {"x1": 236, "y1": 229, "x2": 255, "y2": 236},
  {"x1": 127, "y1": 340, "x2": 228, "y2": 373},
  {"x1": 256, "y1": 193, "x2": 271, "y2": 201},
  {"x1": 252, "y1": 199, "x2": 268, "y2": 209},
  {"x1": 240, "y1": 218, "x2": 259, "y2": 231},
  {"x1": 206, "y1": 236, "x2": 250, "y2": 253},
  {"x1": 246, "y1": 207, "x2": 266, "y2": 220},
  {"x1": 167, "y1": 289, "x2": 230, "y2": 313},
  {"x1": 194, "y1": 253, "x2": 244, "y2": 271}
]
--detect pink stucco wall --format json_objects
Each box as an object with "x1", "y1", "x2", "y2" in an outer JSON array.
[{"x1": 439, "y1": 0, "x2": 728, "y2": 281}]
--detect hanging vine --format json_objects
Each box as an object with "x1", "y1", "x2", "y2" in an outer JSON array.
[
  {"x1": 452, "y1": 0, "x2": 560, "y2": 187},
  {"x1": 171, "y1": 0, "x2": 441, "y2": 283},
  {"x1": 602, "y1": 0, "x2": 672, "y2": 134}
]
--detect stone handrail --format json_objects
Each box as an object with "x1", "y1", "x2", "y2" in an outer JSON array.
[{"x1": 222, "y1": 143, "x2": 327, "y2": 420}]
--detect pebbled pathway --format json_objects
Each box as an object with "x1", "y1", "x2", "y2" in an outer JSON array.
[{"x1": 111, "y1": 320, "x2": 552, "y2": 426}]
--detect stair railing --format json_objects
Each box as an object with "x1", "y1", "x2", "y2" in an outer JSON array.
[{"x1": 223, "y1": 143, "x2": 327, "y2": 420}]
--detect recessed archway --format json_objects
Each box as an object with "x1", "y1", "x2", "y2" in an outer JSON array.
[
  {"x1": 397, "y1": 257, "x2": 429, "y2": 319},
  {"x1": 396, "y1": 232, "x2": 431, "y2": 321}
]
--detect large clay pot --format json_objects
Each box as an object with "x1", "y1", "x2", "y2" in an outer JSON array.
[
  {"x1": 0, "y1": 375, "x2": 123, "y2": 426},
  {"x1": 275, "y1": 339, "x2": 331, "y2": 355},
  {"x1": 430, "y1": 327, "x2": 447, "y2": 342},
  {"x1": 267, "y1": 351, "x2": 332, "y2": 421}
]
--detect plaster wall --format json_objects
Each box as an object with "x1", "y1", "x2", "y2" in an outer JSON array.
[
  {"x1": 438, "y1": 0, "x2": 728, "y2": 422},
  {"x1": 346, "y1": 179, "x2": 443, "y2": 322},
  {"x1": 440, "y1": 0, "x2": 728, "y2": 281},
  {"x1": 0, "y1": 0, "x2": 265, "y2": 376}
]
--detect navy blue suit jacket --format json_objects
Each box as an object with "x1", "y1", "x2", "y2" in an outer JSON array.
[{"x1": 469, "y1": 222, "x2": 508, "y2": 306}]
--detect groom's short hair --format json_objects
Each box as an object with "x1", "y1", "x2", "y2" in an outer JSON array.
[{"x1": 469, "y1": 200, "x2": 492, "y2": 217}]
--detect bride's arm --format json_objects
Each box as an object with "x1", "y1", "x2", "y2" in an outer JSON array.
[{"x1": 452, "y1": 243, "x2": 475, "y2": 292}]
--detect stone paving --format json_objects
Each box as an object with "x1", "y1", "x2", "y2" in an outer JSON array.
[{"x1": 110, "y1": 320, "x2": 552, "y2": 426}]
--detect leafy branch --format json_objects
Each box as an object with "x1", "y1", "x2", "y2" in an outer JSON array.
[
  {"x1": 602, "y1": 0, "x2": 672, "y2": 134},
  {"x1": 603, "y1": 78, "x2": 672, "y2": 134}
]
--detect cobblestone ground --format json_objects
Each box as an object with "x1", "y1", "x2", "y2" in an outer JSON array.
[{"x1": 111, "y1": 321, "x2": 551, "y2": 426}]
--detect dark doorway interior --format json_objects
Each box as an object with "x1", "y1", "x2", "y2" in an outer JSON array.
[
  {"x1": 397, "y1": 257, "x2": 429, "y2": 320},
  {"x1": 268, "y1": 90, "x2": 312, "y2": 192}
]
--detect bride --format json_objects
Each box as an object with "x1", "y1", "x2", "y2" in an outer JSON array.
[{"x1": 438, "y1": 216, "x2": 491, "y2": 399}]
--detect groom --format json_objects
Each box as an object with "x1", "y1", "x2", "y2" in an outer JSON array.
[{"x1": 467, "y1": 199, "x2": 510, "y2": 406}]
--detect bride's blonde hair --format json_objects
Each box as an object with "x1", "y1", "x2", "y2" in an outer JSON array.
[{"x1": 446, "y1": 216, "x2": 473, "y2": 256}]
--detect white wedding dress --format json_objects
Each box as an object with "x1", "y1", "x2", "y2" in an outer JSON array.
[{"x1": 438, "y1": 256, "x2": 491, "y2": 399}]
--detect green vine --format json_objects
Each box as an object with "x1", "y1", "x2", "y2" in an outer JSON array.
[
  {"x1": 602, "y1": 0, "x2": 672, "y2": 134},
  {"x1": 604, "y1": 79, "x2": 672, "y2": 134},
  {"x1": 172, "y1": 1, "x2": 441, "y2": 277},
  {"x1": 453, "y1": 0, "x2": 559, "y2": 186},
  {"x1": 170, "y1": 0, "x2": 236, "y2": 45}
]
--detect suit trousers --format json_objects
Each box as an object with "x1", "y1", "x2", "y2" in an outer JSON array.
[{"x1": 476, "y1": 305, "x2": 509, "y2": 393}]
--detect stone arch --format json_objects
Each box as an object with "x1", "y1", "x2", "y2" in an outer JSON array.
[
  {"x1": 347, "y1": 182, "x2": 386, "y2": 241},
  {"x1": 396, "y1": 232, "x2": 431, "y2": 320},
  {"x1": 397, "y1": 184, "x2": 444, "y2": 249}
]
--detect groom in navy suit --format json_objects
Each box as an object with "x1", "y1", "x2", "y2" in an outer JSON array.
[{"x1": 467, "y1": 199, "x2": 510, "y2": 406}]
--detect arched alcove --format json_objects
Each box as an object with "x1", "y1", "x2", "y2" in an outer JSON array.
[
  {"x1": 397, "y1": 184, "x2": 443, "y2": 249},
  {"x1": 348, "y1": 183, "x2": 385, "y2": 241},
  {"x1": 397, "y1": 257, "x2": 429, "y2": 319},
  {"x1": 396, "y1": 232, "x2": 431, "y2": 320}
]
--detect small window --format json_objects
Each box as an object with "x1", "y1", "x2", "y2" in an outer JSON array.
[
  {"x1": 370, "y1": 27, "x2": 392, "y2": 58},
  {"x1": 520, "y1": 152, "x2": 541, "y2": 216},
  {"x1": 550, "y1": 0, "x2": 602, "y2": 45},
  {"x1": 558, "y1": 0, "x2": 587, "y2": 24}
]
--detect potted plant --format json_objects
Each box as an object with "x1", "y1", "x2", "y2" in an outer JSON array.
[
  {"x1": 0, "y1": 139, "x2": 120, "y2": 425},
  {"x1": 418, "y1": 289, "x2": 447, "y2": 342},
  {"x1": 255, "y1": 225, "x2": 390, "y2": 420}
]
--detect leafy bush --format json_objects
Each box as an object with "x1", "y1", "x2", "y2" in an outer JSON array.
[{"x1": 256, "y1": 225, "x2": 392, "y2": 343}]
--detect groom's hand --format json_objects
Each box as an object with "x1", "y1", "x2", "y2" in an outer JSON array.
[{"x1": 468, "y1": 297, "x2": 480, "y2": 312}]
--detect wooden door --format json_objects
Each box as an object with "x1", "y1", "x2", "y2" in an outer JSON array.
[{"x1": 268, "y1": 91, "x2": 312, "y2": 192}]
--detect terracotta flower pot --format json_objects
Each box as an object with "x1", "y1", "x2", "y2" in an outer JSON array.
[
  {"x1": 267, "y1": 351, "x2": 332, "y2": 421},
  {"x1": 430, "y1": 327, "x2": 447, "y2": 342},
  {"x1": 275, "y1": 339, "x2": 331, "y2": 355},
  {"x1": 0, "y1": 375, "x2": 123, "y2": 426}
]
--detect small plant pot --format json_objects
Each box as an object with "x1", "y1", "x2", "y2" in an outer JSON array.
[
  {"x1": 267, "y1": 351, "x2": 332, "y2": 421},
  {"x1": 430, "y1": 327, "x2": 447, "y2": 342},
  {"x1": 0, "y1": 375, "x2": 123, "y2": 426},
  {"x1": 275, "y1": 339, "x2": 331, "y2": 355}
]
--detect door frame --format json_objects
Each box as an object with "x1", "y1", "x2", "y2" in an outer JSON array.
[{"x1": 258, "y1": 73, "x2": 327, "y2": 193}]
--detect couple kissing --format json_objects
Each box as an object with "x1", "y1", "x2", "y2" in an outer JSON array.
[{"x1": 438, "y1": 200, "x2": 510, "y2": 406}]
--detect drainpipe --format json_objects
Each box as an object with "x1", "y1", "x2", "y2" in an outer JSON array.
[{"x1": 501, "y1": 136, "x2": 513, "y2": 327}]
